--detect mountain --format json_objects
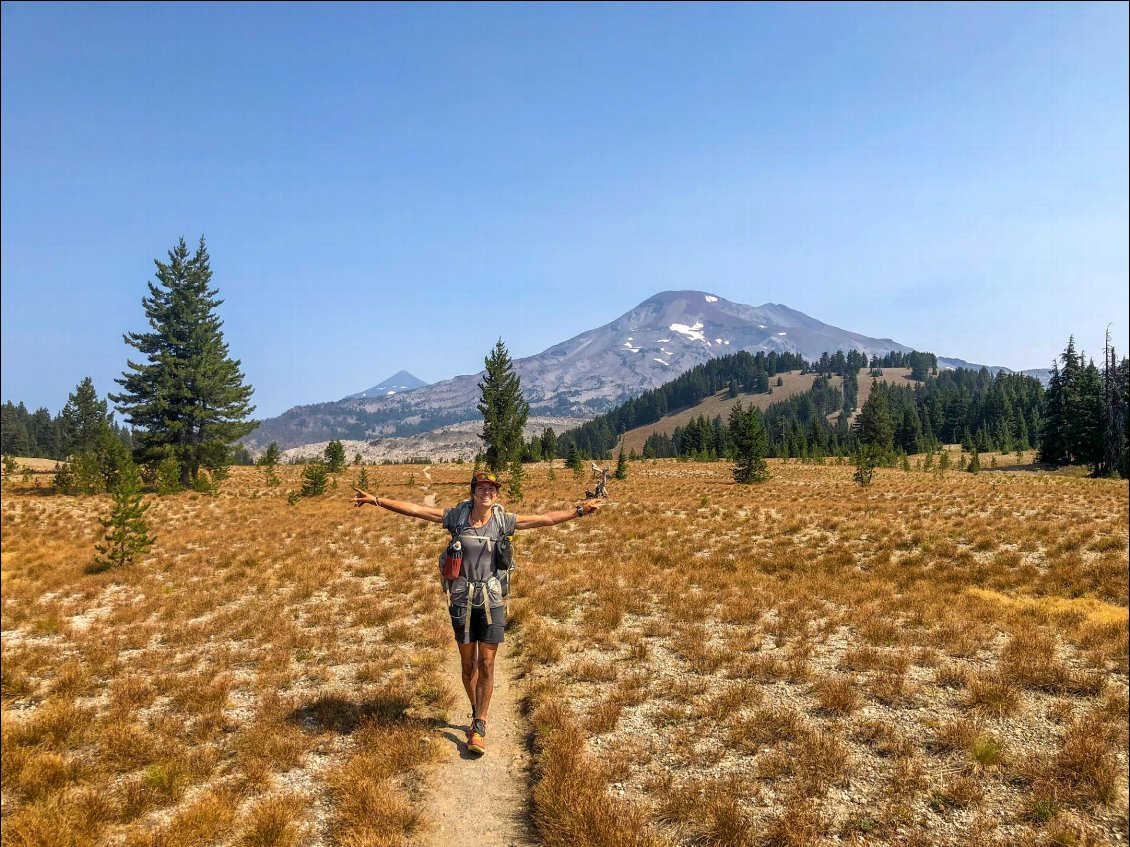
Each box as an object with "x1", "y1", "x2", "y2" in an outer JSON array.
[
  {"x1": 343, "y1": 370, "x2": 428, "y2": 401},
  {"x1": 245, "y1": 290, "x2": 990, "y2": 451}
]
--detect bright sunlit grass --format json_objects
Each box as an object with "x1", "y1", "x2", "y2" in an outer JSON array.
[{"x1": 2, "y1": 457, "x2": 1127, "y2": 845}]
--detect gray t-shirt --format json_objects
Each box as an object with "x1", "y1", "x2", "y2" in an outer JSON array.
[{"x1": 442, "y1": 503, "x2": 517, "y2": 606}]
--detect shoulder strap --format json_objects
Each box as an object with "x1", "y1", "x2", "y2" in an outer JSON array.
[
  {"x1": 491, "y1": 503, "x2": 510, "y2": 535},
  {"x1": 451, "y1": 500, "x2": 472, "y2": 538}
]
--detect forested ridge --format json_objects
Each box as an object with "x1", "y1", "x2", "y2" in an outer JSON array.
[{"x1": 550, "y1": 339, "x2": 1128, "y2": 477}]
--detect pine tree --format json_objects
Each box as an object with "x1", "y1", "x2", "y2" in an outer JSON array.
[
  {"x1": 477, "y1": 339, "x2": 530, "y2": 474},
  {"x1": 300, "y1": 462, "x2": 329, "y2": 497},
  {"x1": 729, "y1": 401, "x2": 770, "y2": 484},
  {"x1": 0, "y1": 403, "x2": 31, "y2": 456},
  {"x1": 566, "y1": 443, "x2": 584, "y2": 478},
  {"x1": 506, "y1": 455, "x2": 524, "y2": 502},
  {"x1": 852, "y1": 445, "x2": 878, "y2": 486},
  {"x1": 854, "y1": 383, "x2": 895, "y2": 452},
  {"x1": 52, "y1": 378, "x2": 133, "y2": 493},
  {"x1": 324, "y1": 440, "x2": 346, "y2": 473},
  {"x1": 155, "y1": 455, "x2": 182, "y2": 495},
  {"x1": 259, "y1": 441, "x2": 281, "y2": 486},
  {"x1": 1074, "y1": 359, "x2": 1104, "y2": 471},
  {"x1": 615, "y1": 446, "x2": 628, "y2": 480},
  {"x1": 1038, "y1": 359, "x2": 1067, "y2": 464},
  {"x1": 60, "y1": 377, "x2": 110, "y2": 456},
  {"x1": 967, "y1": 449, "x2": 981, "y2": 474},
  {"x1": 1040, "y1": 336, "x2": 1110, "y2": 470},
  {"x1": 540, "y1": 428, "x2": 558, "y2": 461},
  {"x1": 1101, "y1": 332, "x2": 1129, "y2": 478},
  {"x1": 111, "y1": 237, "x2": 257, "y2": 488},
  {"x1": 90, "y1": 460, "x2": 154, "y2": 573}
]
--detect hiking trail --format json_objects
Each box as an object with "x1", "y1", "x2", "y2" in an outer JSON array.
[{"x1": 418, "y1": 645, "x2": 538, "y2": 847}]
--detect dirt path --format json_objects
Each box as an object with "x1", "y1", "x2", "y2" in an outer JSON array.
[{"x1": 418, "y1": 643, "x2": 538, "y2": 847}]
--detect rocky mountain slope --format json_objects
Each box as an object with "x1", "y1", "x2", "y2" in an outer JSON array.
[{"x1": 245, "y1": 290, "x2": 986, "y2": 452}]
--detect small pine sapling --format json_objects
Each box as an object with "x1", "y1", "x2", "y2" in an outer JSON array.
[
  {"x1": 507, "y1": 456, "x2": 524, "y2": 502},
  {"x1": 155, "y1": 456, "x2": 182, "y2": 495},
  {"x1": 300, "y1": 462, "x2": 329, "y2": 497},
  {"x1": 259, "y1": 442, "x2": 281, "y2": 487},
  {"x1": 853, "y1": 446, "x2": 878, "y2": 487},
  {"x1": 90, "y1": 461, "x2": 154, "y2": 573}
]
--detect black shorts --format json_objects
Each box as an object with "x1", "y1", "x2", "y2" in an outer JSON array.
[{"x1": 450, "y1": 604, "x2": 506, "y2": 645}]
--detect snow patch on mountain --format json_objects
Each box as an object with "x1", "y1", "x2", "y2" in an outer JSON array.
[{"x1": 670, "y1": 321, "x2": 706, "y2": 343}]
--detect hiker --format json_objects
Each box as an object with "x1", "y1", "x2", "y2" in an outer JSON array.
[{"x1": 351, "y1": 470, "x2": 601, "y2": 756}]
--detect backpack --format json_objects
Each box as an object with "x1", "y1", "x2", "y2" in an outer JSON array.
[{"x1": 439, "y1": 500, "x2": 516, "y2": 598}]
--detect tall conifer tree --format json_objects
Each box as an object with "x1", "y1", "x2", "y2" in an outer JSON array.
[
  {"x1": 477, "y1": 339, "x2": 529, "y2": 474},
  {"x1": 112, "y1": 237, "x2": 256, "y2": 487},
  {"x1": 1039, "y1": 360, "x2": 1067, "y2": 464},
  {"x1": 1101, "y1": 331, "x2": 1129, "y2": 477}
]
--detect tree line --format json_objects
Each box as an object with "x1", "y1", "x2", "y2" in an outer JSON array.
[
  {"x1": 1038, "y1": 334, "x2": 1129, "y2": 477},
  {"x1": 548, "y1": 337, "x2": 1128, "y2": 478},
  {"x1": 1, "y1": 383, "x2": 134, "y2": 460}
]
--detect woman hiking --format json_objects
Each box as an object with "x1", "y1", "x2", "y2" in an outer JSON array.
[{"x1": 352, "y1": 470, "x2": 600, "y2": 756}]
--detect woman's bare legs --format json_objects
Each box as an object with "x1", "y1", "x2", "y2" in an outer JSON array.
[{"x1": 456, "y1": 640, "x2": 499, "y2": 722}]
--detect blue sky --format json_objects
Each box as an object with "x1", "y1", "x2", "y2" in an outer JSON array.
[{"x1": 3, "y1": 2, "x2": 1127, "y2": 419}]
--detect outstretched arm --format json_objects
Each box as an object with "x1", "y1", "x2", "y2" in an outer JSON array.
[
  {"x1": 351, "y1": 487, "x2": 444, "y2": 523},
  {"x1": 514, "y1": 501, "x2": 601, "y2": 530}
]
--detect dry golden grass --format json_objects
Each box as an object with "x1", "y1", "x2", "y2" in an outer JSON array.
[
  {"x1": 506, "y1": 457, "x2": 1128, "y2": 847},
  {"x1": 3, "y1": 457, "x2": 1128, "y2": 846},
  {"x1": 2, "y1": 465, "x2": 452, "y2": 845}
]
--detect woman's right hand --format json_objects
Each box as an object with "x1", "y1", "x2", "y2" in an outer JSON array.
[{"x1": 351, "y1": 486, "x2": 377, "y2": 508}]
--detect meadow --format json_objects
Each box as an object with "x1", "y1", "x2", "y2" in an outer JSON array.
[{"x1": 1, "y1": 457, "x2": 1127, "y2": 847}]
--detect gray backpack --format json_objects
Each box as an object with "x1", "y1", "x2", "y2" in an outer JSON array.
[{"x1": 439, "y1": 500, "x2": 516, "y2": 598}]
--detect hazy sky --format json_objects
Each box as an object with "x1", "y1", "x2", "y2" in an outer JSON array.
[{"x1": 3, "y1": 2, "x2": 1127, "y2": 419}]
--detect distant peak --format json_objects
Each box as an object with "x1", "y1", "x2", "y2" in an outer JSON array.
[
  {"x1": 343, "y1": 370, "x2": 429, "y2": 401},
  {"x1": 385, "y1": 369, "x2": 422, "y2": 382}
]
